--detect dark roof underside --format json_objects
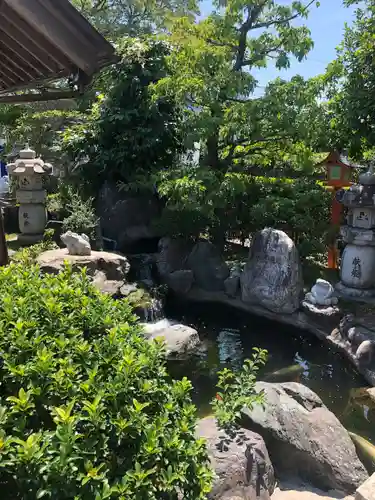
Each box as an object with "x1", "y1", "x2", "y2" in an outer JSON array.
[{"x1": 0, "y1": 0, "x2": 116, "y2": 94}]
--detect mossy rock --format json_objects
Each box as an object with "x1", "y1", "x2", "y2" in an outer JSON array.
[{"x1": 126, "y1": 288, "x2": 153, "y2": 309}]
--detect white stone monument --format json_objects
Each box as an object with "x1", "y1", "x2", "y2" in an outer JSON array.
[
  {"x1": 61, "y1": 231, "x2": 91, "y2": 256},
  {"x1": 305, "y1": 278, "x2": 338, "y2": 306},
  {"x1": 336, "y1": 164, "x2": 375, "y2": 298},
  {"x1": 7, "y1": 144, "x2": 50, "y2": 243}
]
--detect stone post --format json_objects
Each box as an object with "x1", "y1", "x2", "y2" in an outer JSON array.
[
  {"x1": 336, "y1": 165, "x2": 375, "y2": 298},
  {"x1": 8, "y1": 144, "x2": 51, "y2": 244}
]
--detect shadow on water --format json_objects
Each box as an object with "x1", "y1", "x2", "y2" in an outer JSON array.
[{"x1": 165, "y1": 299, "x2": 375, "y2": 444}]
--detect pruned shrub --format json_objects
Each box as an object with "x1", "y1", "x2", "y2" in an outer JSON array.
[{"x1": 0, "y1": 263, "x2": 212, "y2": 499}]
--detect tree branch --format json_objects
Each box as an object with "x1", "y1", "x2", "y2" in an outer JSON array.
[
  {"x1": 251, "y1": 0, "x2": 316, "y2": 30},
  {"x1": 206, "y1": 38, "x2": 238, "y2": 50},
  {"x1": 233, "y1": 0, "x2": 316, "y2": 71},
  {"x1": 93, "y1": 0, "x2": 108, "y2": 13},
  {"x1": 233, "y1": 1, "x2": 268, "y2": 71},
  {"x1": 220, "y1": 134, "x2": 291, "y2": 152},
  {"x1": 241, "y1": 40, "x2": 284, "y2": 68}
]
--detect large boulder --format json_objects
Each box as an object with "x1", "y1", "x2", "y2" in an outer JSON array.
[
  {"x1": 156, "y1": 237, "x2": 191, "y2": 278},
  {"x1": 37, "y1": 248, "x2": 129, "y2": 296},
  {"x1": 197, "y1": 416, "x2": 275, "y2": 499},
  {"x1": 167, "y1": 269, "x2": 194, "y2": 294},
  {"x1": 240, "y1": 228, "x2": 303, "y2": 314},
  {"x1": 97, "y1": 181, "x2": 161, "y2": 251},
  {"x1": 187, "y1": 240, "x2": 230, "y2": 291},
  {"x1": 142, "y1": 319, "x2": 200, "y2": 359},
  {"x1": 241, "y1": 382, "x2": 368, "y2": 493}
]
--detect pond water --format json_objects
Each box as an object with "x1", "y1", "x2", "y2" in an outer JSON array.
[{"x1": 165, "y1": 300, "x2": 375, "y2": 444}]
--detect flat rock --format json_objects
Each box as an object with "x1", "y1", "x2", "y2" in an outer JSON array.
[
  {"x1": 37, "y1": 248, "x2": 129, "y2": 296},
  {"x1": 367, "y1": 388, "x2": 375, "y2": 403},
  {"x1": 272, "y1": 482, "x2": 353, "y2": 500},
  {"x1": 356, "y1": 473, "x2": 375, "y2": 500},
  {"x1": 241, "y1": 382, "x2": 368, "y2": 493},
  {"x1": 240, "y1": 229, "x2": 303, "y2": 314},
  {"x1": 197, "y1": 416, "x2": 275, "y2": 499},
  {"x1": 142, "y1": 319, "x2": 200, "y2": 359}
]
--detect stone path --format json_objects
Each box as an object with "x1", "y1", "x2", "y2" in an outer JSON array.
[{"x1": 271, "y1": 484, "x2": 353, "y2": 500}]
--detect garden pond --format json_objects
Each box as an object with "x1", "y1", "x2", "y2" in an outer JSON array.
[{"x1": 165, "y1": 300, "x2": 375, "y2": 444}]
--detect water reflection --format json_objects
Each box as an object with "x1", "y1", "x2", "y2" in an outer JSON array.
[
  {"x1": 217, "y1": 328, "x2": 243, "y2": 370},
  {"x1": 166, "y1": 301, "x2": 374, "y2": 443}
]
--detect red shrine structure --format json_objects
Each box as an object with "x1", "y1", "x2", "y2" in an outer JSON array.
[{"x1": 317, "y1": 151, "x2": 359, "y2": 269}]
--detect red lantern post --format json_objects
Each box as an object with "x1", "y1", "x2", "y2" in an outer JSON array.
[{"x1": 317, "y1": 151, "x2": 356, "y2": 269}]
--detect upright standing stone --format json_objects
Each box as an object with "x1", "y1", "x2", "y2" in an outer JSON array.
[
  {"x1": 187, "y1": 240, "x2": 229, "y2": 291},
  {"x1": 240, "y1": 228, "x2": 303, "y2": 314},
  {"x1": 337, "y1": 165, "x2": 375, "y2": 298}
]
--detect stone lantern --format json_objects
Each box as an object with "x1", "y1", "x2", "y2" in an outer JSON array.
[
  {"x1": 7, "y1": 144, "x2": 50, "y2": 243},
  {"x1": 336, "y1": 164, "x2": 375, "y2": 298}
]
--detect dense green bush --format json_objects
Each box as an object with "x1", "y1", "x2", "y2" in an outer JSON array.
[
  {"x1": 60, "y1": 37, "x2": 184, "y2": 195},
  {"x1": 61, "y1": 189, "x2": 99, "y2": 240},
  {"x1": 212, "y1": 348, "x2": 268, "y2": 434},
  {"x1": 156, "y1": 166, "x2": 331, "y2": 258},
  {"x1": 0, "y1": 263, "x2": 212, "y2": 499},
  {"x1": 11, "y1": 229, "x2": 57, "y2": 266}
]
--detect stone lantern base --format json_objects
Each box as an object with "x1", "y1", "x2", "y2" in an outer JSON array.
[
  {"x1": 335, "y1": 280, "x2": 375, "y2": 300},
  {"x1": 16, "y1": 233, "x2": 44, "y2": 246}
]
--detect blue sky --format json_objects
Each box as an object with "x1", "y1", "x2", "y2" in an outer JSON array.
[{"x1": 199, "y1": 0, "x2": 360, "y2": 95}]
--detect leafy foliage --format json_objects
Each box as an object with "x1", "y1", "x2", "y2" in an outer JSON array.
[
  {"x1": 1, "y1": 105, "x2": 83, "y2": 164},
  {"x1": 153, "y1": 0, "x2": 322, "y2": 170},
  {"x1": 61, "y1": 188, "x2": 99, "y2": 240},
  {"x1": 0, "y1": 263, "x2": 212, "y2": 499},
  {"x1": 212, "y1": 348, "x2": 268, "y2": 433},
  {"x1": 324, "y1": 0, "x2": 375, "y2": 157},
  {"x1": 11, "y1": 230, "x2": 58, "y2": 266},
  {"x1": 70, "y1": 0, "x2": 198, "y2": 39},
  {"x1": 61, "y1": 37, "x2": 184, "y2": 194},
  {"x1": 155, "y1": 165, "x2": 331, "y2": 258}
]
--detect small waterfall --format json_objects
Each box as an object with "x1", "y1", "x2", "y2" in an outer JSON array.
[{"x1": 143, "y1": 297, "x2": 164, "y2": 323}]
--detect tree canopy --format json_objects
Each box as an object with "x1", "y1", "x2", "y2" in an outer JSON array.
[
  {"x1": 324, "y1": 0, "x2": 375, "y2": 158},
  {"x1": 70, "y1": 0, "x2": 198, "y2": 38},
  {"x1": 153, "y1": 0, "x2": 324, "y2": 171}
]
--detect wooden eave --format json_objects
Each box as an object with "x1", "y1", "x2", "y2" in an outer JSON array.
[{"x1": 0, "y1": 0, "x2": 117, "y2": 95}]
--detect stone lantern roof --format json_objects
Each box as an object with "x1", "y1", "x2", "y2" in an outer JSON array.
[
  {"x1": 340, "y1": 165, "x2": 375, "y2": 208},
  {"x1": 8, "y1": 145, "x2": 47, "y2": 176}
]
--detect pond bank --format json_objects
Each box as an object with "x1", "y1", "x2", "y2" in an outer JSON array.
[{"x1": 172, "y1": 286, "x2": 375, "y2": 387}]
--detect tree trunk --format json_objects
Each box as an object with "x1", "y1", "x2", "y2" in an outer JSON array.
[{"x1": 205, "y1": 132, "x2": 220, "y2": 169}]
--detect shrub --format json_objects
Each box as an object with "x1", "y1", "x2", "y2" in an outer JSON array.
[
  {"x1": 11, "y1": 229, "x2": 57, "y2": 265},
  {"x1": 212, "y1": 348, "x2": 268, "y2": 434},
  {"x1": 156, "y1": 166, "x2": 331, "y2": 258},
  {"x1": 0, "y1": 263, "x2": 212, "y2": 499},
  {"x1": 60, "y1": 37, "x2": 184, "y2": 195},
  {"x1": 61, "y1": 188, "x2": 98, "y2": 240}
]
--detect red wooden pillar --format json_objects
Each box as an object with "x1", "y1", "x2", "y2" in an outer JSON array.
[{"x1": 328, "y1": 188, "x2": 342, "y2": 269}]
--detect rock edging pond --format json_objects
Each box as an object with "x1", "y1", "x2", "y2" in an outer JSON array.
[
  {"x1": 153, "y1": 230, "x2": 375, "y2": 387},
  {"x1": 174, "y1": 286, "x2": 375, "y2": 387}
]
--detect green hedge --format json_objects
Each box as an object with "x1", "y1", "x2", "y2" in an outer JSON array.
[
  {"x1": 157, "y1": 168, "x2": 332, "y2": 258},
  {"x1": 0, "y1": 263, "x2": 212, "y2": 499}
]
